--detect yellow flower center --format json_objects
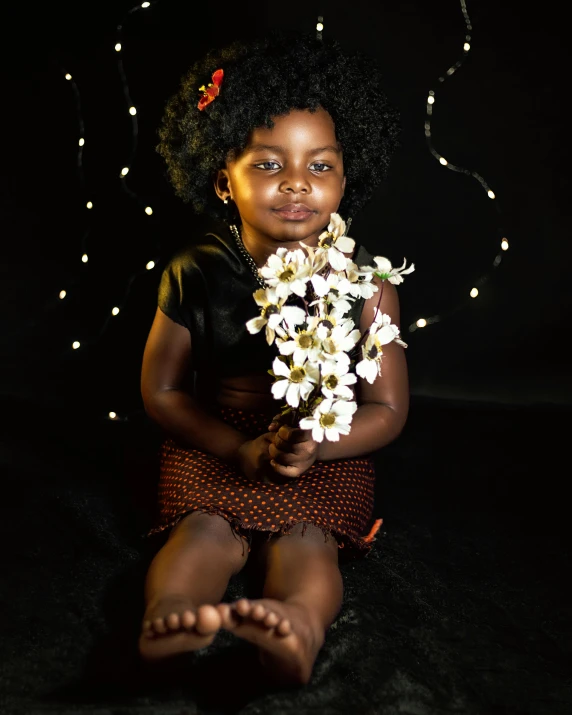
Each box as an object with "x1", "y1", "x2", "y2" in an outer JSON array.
[
  {"x1": 279, "y1": 267, "x2": 295, "y2": 282},
  {"x1": 367, "y1": 342, "x2": 383, "y2": 360},
  {"x1": 318, "y1": 231, "x2": 335, "y2": 248},
  {"x1": 319, "y1": 412, "x2": 336, "y2": 428},
  {"x1": 297, "y1": 333, "x2": 313, "y2": 349},
  {"x1": 318, "y1": 318, "x2": 334, "y2": 332},
  {"x1": 289, "y1": 367, "x2": 306, "y2": 383},
  {"x1": 263, "y1": 304, "x2": 280, "y2": 319},
  {"x1": 324, "y1": 374, "x2": 338, "y2": 390}
]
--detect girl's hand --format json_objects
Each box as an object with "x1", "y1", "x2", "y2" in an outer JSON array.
[
  {"x1": 236, "y1": 434, "x2": 274, "y2": 484},
  {"x1": 268, "y1": 422, "x2": 320, "y2": 479}
]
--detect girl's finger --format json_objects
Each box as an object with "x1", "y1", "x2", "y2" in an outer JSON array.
[{"x1": 270, "y1": 460, "x2": 300, "y2": 478}]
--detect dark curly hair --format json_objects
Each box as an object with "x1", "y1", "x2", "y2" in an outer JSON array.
[{"x1": 156, "y1": 31, "x2": 401, "y2": 221}]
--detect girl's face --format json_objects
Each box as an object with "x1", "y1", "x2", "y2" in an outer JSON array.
[{"x1": 216, "y1": 107, "x2": 346, "y2": 248}]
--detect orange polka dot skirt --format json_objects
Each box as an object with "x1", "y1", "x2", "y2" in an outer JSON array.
[{"x1": 148, "y1": 405, "x2": 383, "y2": 560}]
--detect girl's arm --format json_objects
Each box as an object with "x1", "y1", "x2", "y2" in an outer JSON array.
[
  {"x1": 316, "y1": 275, "x2": 409, "y2": 460},
  {"x1": 141, "y1": 307, "x2": 250, "y2": 463}
]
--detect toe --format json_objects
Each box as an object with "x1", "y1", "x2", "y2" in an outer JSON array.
[
  {"x1": 216, "y1": 603, "x2": 236, "y2": 630},
  {"x1": 263, "y1": 611, "x2": 280, "y2": 628},
  {"x1": 235, "y1": 598, "x2": 251, "y2": 617},
  {"x1": 276, "y1": 618, "x2": 292, "y2": 636},
  {"x1": 181, "y1": 609, "x2": 196, "y2": 630},
  {"x1": 195, "y1": 604, "x2": 221, "y2": 635},
  {"x1": 166, "y1": 612, "x2": 181, "y2": 631},
  {"x1": 251, "y1": 603, "x2": 267, "y2": 621},
  {"x1": 152, "y1": 617, "x2": 168, "y2": 635}
]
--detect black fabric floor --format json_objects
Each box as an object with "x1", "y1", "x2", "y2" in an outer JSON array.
[{"x1": 2, "y1": 390, "x2": 570, "y2": 715}]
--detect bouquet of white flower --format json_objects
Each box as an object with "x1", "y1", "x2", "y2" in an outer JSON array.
[{"x1": 245, "y1": 213, "x2": 415, "y2": 442}]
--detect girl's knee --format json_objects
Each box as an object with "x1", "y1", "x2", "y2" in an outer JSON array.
[{"x1": 170, "y1": 510, "x2": 249, "y2": 566}]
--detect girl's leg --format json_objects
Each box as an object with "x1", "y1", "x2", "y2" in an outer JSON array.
[
  {"x1": 140, "y1": 510, "x2": 250, "y2": 662},
  {"x1": 217, "y1": 523, "x2": 343, "y2": 685}
]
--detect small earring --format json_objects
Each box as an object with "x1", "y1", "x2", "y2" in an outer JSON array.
[{"x1": 224, "y1": 198, "x2": 229, "y2": 204}]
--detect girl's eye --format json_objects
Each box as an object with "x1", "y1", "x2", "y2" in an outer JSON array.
[
  {"x1": 255, "y1": 161, "x2": 281, "y2": 170},
  {"x1": 310, "y1": 163, "x2": 331, "y2": 172}
]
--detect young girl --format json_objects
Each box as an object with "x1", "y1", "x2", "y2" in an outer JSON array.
[{"x1": 139, "y1": 31, "x2": 409, "y2": 686}]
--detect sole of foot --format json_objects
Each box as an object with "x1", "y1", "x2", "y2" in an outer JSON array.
[
  {"x1": 139, "y1": 597, "x2": 222, "y2": 662},
  {"x1": 217, "y1": 598, "x2": 324, "y2": 686}
]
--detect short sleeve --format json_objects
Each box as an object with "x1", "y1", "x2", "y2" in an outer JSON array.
[{"x1": 157, "y1": 254, "x2": 191, "y2": 329}]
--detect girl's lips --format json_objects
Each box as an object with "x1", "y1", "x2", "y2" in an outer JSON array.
[{"x1": 272, "y1": 208, "x2": 314, "y2": 221}]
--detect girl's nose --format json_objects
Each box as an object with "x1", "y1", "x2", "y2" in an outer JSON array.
[{"x1": 279, "y1": 172, "x2": 311, "y2": 194}]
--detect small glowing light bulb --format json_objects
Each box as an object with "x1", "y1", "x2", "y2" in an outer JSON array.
[
  {"x1": 112, "y1": 307, "x2": 120, "y2": 316},
  {"x1": 115, "y1": 43, "x2": 122, "y2": 51},
  {"x1": 86, "y1": 201, "x2": 93, "y2": 209},
  {"x1": 416, "y1": 318, "x2": 427, "y2": 328},
  {"x1": 439, "y1": 157, "x2": 448, "y2": 165},
  {"x1": 428, "y1": 96, "x2": 435, "y2": 105},
  {"x1": 129, "y1": 106, "x2": 137, "y2": 115},
  {"x1": 464, "y1": 42, "x2": 471, "y2": 51},
  {"x1": 59, "y1": 290, "x2": 66, "y2": 299},
  {"x1": 65, "y1": 73, "x2": 72, "y2": 80},
  {"x1": 121, "y1": 167, "x2": 130, "y2": 176},
  {"x1": 142, "y1": 1, "x2": 151, "y2": 6},
  {"x1": 145, "y1": 206, "x2": 153, "y2": 215},
  {"x1": 487, "y1": 190, "x2": 495, "y2": 199},
  {"x1": 501, "y1": 238, "x2": 509, "y2": 251},
  {"x1": 316, "y1": 22, "x2": 324, "y2": 31},
  {"x1": 146, "y1": 260, "x2": 155, "y2": 270},
  {"x1": 109, "y1": 412, "x2": 117, "y2": 419},
  {"x1": 82, "y1": 254, "x2": 88, "y2": 263},
  {"x1": 470, "y1": 287, "x2": 479, "y2": 298},
  {"x1": 72, "y1": 341, "x2": 80, "y2": 349},
  {"x1": 79, "y1": 138, "x2": 85, "y2": 146}
]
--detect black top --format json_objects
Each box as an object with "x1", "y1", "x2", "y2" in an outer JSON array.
[{"x1": 158, "y1": 224, "x2": 374, "y2": 378}]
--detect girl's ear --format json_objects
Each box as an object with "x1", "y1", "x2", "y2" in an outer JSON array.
[
  {"x1": 342, "y1": 175, "x2": 347, "y2": 195},
  {"x1": 214, "y1": 168, "x2": 232, "y2": 202}
]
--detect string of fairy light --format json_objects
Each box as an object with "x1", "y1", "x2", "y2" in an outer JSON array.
[
  {"x1": 409, "y1": 0, "x2": 509, "y2": 333},
  {"x1": 59, "y1": 0, "x2": 158, "y2": 369},
  {"x1": 53, "y1": 1, "x2": 507, "y2": 420}
]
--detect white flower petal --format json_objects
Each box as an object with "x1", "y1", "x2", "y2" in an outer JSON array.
[
  {"x1": 278, "y1": 340, "x2": 297, "y2": 356},
  {"x1": 286, "y1": 382, "x2": 300, "y2": 408},
  {"x1": 267, "y1": 312, "x2": 282, "y2": 330},
  {"x1": 246, "y1": 316, "x2": 266, "y2": 334},
  {"x1": 276, "y1": 282, "x2": 292, "y2": 300},
  {"x1": 332, "y1": 400, "x2": 358, "y2": 415},
  {"x1": 282, "y1": 306, "x2": 306, "y2": 325},
  {"x1": 290, "y1": 279, "x2": 308, "y2": 297},
  {"x1": 373, "y1": 256, "x2": 392, "y2": 274},
  {"x1": 324, "y1": 427, "x2": 340, "y2": 442},
  {"x1": 334, "y1": 385, "x2": 354, "y2": 399},
  {"x1": 271, "y1": 379, "x2": 288, "y2": 399},
  {"x1": 328, "y1": 247, "x2": 348, "y2": 271},
  {"x1": 312, "y1": 425, "x2": 325, "y2": 442},
  {"x1": 265, "y1": 324, "x2": 275, "y2": 345},
  {"x1": 376, "y1": 324, "x2": 400, "y2": 345},
  {"x1": 340, "y1": 372, "x2": 357, "y2": 385},
  {"x1": 299, "y1": 416, "x2": 316, "y2": 430},
  {"x1": 273, "y1": 358, "x2": 291, "y2": 378},
  {"x1": 311, "y1": 274, "x2": 329, "y2": 297},
  {"x1": 334, "y1": 235, "x2": 355, "y2": 254}
]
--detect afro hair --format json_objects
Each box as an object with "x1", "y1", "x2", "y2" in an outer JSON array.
[{"x1": 156, "y1": 31, "x2": 402, "y2": 221}]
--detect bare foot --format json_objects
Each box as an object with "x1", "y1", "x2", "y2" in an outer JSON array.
[
  {"x1": 217, "y1": 598, "x2": 324, "y2": 685},
  {"x1": 139, "y1": 595, "x2": 221, "y2": 662}
]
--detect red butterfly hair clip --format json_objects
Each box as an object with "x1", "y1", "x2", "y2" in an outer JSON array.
[{"x1": 197, "y1": 69, "x2": 224, "y2": 111}]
